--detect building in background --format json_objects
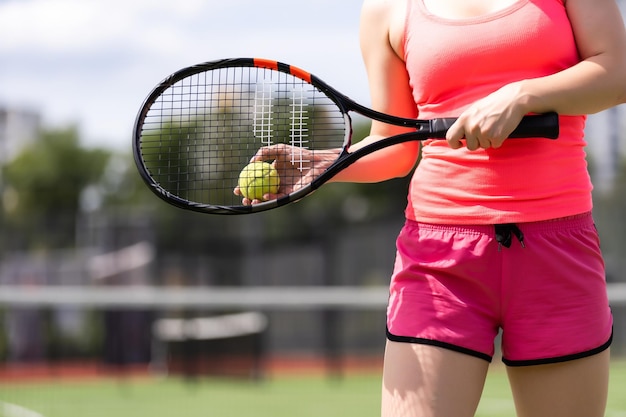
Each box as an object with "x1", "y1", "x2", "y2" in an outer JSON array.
[
  {"x1": 0, "y1": 106, "x2": 41, "y2": 212},
  {"x1": 585, "y1": 105, "x2": 626, "y2": 193},
  {"x1": 0, "y1": 106, "x2": 41, "y2": 164}
]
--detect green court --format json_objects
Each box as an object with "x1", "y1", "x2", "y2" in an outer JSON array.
[{"x1": 1, "y1": 361, "x2": 626, "y2": 417}]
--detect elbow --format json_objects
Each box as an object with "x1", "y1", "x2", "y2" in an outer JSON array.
[
  {"x1": 618, "y1": 85, "x2": 626, "y2": 106},
  {"x1": 394, "y1": 158, "x2": 419, "y2": 178},
  {"x1": 616, "y1": 75, "x2": 626, "y2": 105},
  {"x1": 391, "y1": 143, "x2": 420, "y2": 178},
  {"x1": 614, "y1": 57, "x2": 626, "y2": 105}
]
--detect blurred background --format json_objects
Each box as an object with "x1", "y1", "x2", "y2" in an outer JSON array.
[{"x1": 1, "y1": 1, "x2": 626, "y2": 416}]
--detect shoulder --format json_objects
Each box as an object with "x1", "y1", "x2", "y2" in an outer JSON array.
[
  {"x1": 360, "y1": 0, "x2": 394, "y2": 32},
  {"x1": 361, "y1": 0, "x2": 396, "y2": 13},
  {"x1": 360, "y1": 0, "x2": 407, "y2": 24},
  {"x1": 360, "y1": 0, "x2": 408, "y2": 57}
]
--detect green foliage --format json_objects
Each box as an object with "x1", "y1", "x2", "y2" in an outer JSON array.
[
  {"x1": 5, "y1": 126, "x2": 109, "y2": 216},
  {"x1": 97, "y1": 153, "x2": 157, "y2": 208},
  {"x1": 5, "y1": 128, "x2": 109, "y2": 215},
  {"x1": 0, "y1": 116, "x2": 413, "y2": 256},
  {"x1": 2, "y1": 126, "x2": 111, "y2": 248}
]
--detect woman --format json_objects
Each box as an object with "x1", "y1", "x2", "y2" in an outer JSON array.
[
  {"x1": 241, "y1": 0, "x2": 626, "y2": 415},
  {"x1": 360, "y1": 1, "x2": 626, "y2": 416}
]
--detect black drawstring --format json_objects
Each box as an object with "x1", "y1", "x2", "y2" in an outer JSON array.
[{"x1": 495, "y1": 223, "x2": 525, "y2": 251}]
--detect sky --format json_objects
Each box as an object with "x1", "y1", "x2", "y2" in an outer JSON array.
[
  {"x1": 1, "y1": 0, "x2": 625, "y2": 166},
  {"x1": 0, "y1": 0, "x2": 367, "y2": 150}
]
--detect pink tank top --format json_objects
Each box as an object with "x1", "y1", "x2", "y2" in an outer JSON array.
[{"x1": 403, "y1": 0, "x2": 592, "y2": 224}]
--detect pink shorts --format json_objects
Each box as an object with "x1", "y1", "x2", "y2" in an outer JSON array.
[{"x1": 386, "y1": 212, "x2": 613, "y2": 366}]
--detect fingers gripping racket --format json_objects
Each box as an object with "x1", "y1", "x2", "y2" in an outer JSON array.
[{"x1": 133, "y1": 58, "x2": 559, "y2": 214}]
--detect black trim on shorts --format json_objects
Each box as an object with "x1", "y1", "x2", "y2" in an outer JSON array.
[
  {"x1": 386, "y1": 327, "x2": 493, "y2": 363},
  {"x1": 502, "y1": 331, "x2": 613, "y2": 367}
]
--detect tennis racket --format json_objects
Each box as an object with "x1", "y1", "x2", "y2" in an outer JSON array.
[{"x1": 133, "y1": 58, "x2": 559, "y2": 214}]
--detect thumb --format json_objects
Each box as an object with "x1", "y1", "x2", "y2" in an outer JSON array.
[{"x1": 445, "y1": 119, "x2": 465, "y2": 149}]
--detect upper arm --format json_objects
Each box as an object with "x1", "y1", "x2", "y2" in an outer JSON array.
[
  {"x1": 334, "y1": 0, "x2": 421, "y2": 180},
  {"x1": 566, "y1": 0, "x2": 626, "y2": 102},
  {"x1": 359, "y1": 0, "x2": 418, "y2": 136},
  {"x1": 566, "y1": 0, "x2": 626, "y2": 60}
]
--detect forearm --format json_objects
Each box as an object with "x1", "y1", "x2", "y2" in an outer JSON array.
[
  {"x1": 518, "y1": 56, "x2": 626, "y2": 116},
  {"x1": 329, "y1": 137, "x2": 420, "y2": 183}
]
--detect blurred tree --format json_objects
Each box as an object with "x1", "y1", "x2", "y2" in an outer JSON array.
[
  {"x1": 3, "y1": 126, "x2": 110, "y2": 249},
  {"x1": 97, "y1": 153, "x2": 156, "y2": 208}
]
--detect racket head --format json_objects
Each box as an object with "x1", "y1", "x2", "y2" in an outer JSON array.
[{"x1": 133, "y1": 58, "x2": 352, "y2": 214}]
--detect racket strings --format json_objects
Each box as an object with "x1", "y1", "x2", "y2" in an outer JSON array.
[
  {"x1": 253, "y1": 80, "x2": 274, "y2": 147},
  {"x1": 289, "y1": 86, "x2": 311, "y2": 171},
  {"x1": 138, "y1": 66, "x2": 348, "y2": 207}
]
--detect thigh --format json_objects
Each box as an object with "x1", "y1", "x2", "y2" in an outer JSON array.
[
  {"x1": 387, "y1": 221, "x2": 501, "y2": 361},
  {"x1": 381, "y1": 340, "x2": 490, "y2": 417},
  {"x1": 501, "y1": 214, "x2": 612, "y2": 365},
  {"x1": 506, "y1": 349, "x2": 610, "y2": 417}
]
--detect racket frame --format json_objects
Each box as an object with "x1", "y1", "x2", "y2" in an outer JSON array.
[{"x1": 133, "y1": 58, "x2": 559, "y2": 215}]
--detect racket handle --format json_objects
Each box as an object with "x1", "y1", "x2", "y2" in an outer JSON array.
[{"x1": 429, "y1": 112, "x2": 559, "y2": 139}]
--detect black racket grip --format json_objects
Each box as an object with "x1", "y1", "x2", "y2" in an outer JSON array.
[{"x1": 429, "y1": 112, "x2": 559, "y2": 139}]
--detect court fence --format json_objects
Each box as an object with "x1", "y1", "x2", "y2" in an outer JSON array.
[{"x1": 0, "y1": 283, "x2": 626, "y2": 381}]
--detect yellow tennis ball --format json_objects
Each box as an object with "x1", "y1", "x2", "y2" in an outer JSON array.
[{"x1": 238, "y1": 161, "x2": 280, "y2": 200}]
